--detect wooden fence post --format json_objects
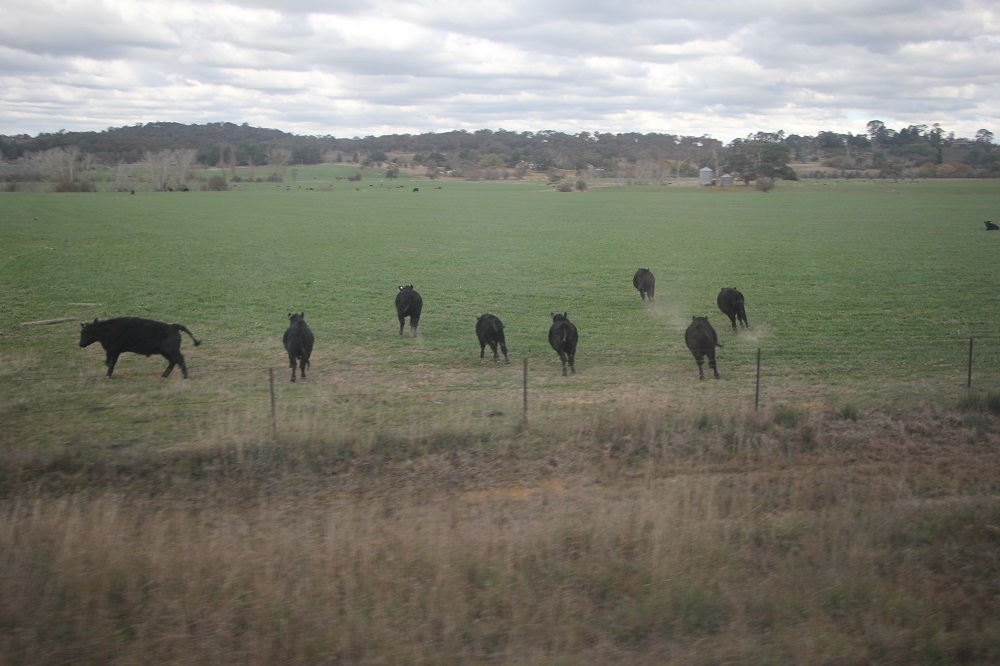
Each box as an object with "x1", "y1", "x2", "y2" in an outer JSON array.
[
  {"x1": 523, "y1": 357, "x2": 529, "y2": 426},
  {"x1": 755, "y1": 348, "x2": 762, "y2": 410},
  {"x1": 268, "y1": 367, "x2": 277, "y2": 441},
  {"x1": 968, "y1": 337, "x2": 974, "y2": 390}
]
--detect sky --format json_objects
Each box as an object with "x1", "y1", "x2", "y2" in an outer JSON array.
[{"x1": 2, "y1": 0, "x2": 999, "y2": 144}]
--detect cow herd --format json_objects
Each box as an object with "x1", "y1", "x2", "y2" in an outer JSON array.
[{"x1": 78, "y1": 272, "x2": 751, "y2": 382}]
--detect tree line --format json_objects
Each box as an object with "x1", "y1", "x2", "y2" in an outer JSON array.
[{"x1": 1, "y1": 120, "x2": 996, "y2": 191}]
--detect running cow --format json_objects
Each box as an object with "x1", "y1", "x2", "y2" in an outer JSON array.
[
  {"x1": 716, "y1": 287, "x2": 749, "y2": 331},
  {"x1": 79, "y1": 317, "x2": 201, "y2": 378},
  {"x1": 395, "y1": 285, "x2": 423, "y2": 336},
  {"x1": 283, "y1": 312, "x2": 314, "y2": 382},
  {"x1": 476, "y1": 313, "x2": 509, "y2": 364},
  {"x1": 548, "y1": 312, "x2": 578, "y2": 376},
  {"x1": 632, "y1": 268, "x2": 655, "y2": 305},
  {"x1": 685, "y1": 316, "x2": 722, "y2": 380}
]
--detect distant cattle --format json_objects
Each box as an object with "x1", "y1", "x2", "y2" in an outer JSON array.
[
  {"x1": 985, "y1": 221, "x2": 998, "y2": 231},
  {"x1": 632, "y1": 268, "x2": 655, "y2": 304},
  {"x1": 395, "y1": 285, "x2": 423, "y2": 336},
  {"x1": 413, "y1": 187, "x2": 419, "y2": 192},
  {"x1": 283, "y1": 312, "x2": 314, "y2": 382},
  {"x1": 79, "y1": 317, "x2": 201, "y2": 378},
  {"x1": 685, "y1": 316, "x2": 722, "y2": 380},
  {"x1": 548, "y1": 312, "x2": 578, "y2": 376},
  {"x1": 476, "y1": 313, "x2": 509, "y2": 364},
  {"x1": 717, "y1": 287, "x2": 749, "y2": 331}
]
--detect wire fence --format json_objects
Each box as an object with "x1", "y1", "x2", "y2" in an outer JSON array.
[{"x1": 3, "y1": 336, "x2": 999, "y2": 447}]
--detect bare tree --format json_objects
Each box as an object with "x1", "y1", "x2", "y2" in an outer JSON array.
[
  {"x1": 141, "y1": 149, "x2": 197, "y2": 191},
  {"x1": 21, "y1": 146, "x2": 83, "y2": 183},
  {"x1": 266, "y1": 147, "x2": 293, "y2": 178}
]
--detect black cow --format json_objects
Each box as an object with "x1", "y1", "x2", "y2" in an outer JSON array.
[
  {"x1": 283, "y1": 312, "x2": 314, "y2": 382},
  {"x1": 476, "y1": 313, "x2": 509, "y2": 364},
  {"x1": 395, "y1": 285, "x2": 423, "y2": 336},
  {"x1": 632, "y1": 268, "x2": 655, "y2": 304},
  {"x1": 717, "y1": 287, "x2": 749, "y2": 331},
  {"x1": 985, "y1": 221, "x2": 998, "y2": 231},
  {"x1": 548, "y1": 312, "x2": 578, "y2": 376},
  {"x1": 79, "y1": 317, "x2": 200, "y2": 378},
  {"x1": 685, "y1": 316, "x2": 722, "y2": 380}
]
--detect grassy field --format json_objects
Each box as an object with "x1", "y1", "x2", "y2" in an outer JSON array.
[{"x1": 2, "y1": 175, "x2": 1000, "y2": 663}]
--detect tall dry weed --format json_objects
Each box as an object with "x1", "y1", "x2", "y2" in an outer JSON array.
[{"x1": 2, "y1": 399, "x2": 1000, "y2": 663}]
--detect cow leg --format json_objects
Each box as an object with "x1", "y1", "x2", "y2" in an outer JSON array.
[
  {"x1": 410, "y1": 315, "x2": 420, "y2": 337},
  {"x1": 740, "y1": 314, "x2": 749, "y2": 330},
  {"x1": 479, "y1": 341, "x2": 486, "y2": 359},
  {"x1": 694, "y1": 352, "x2": 705, "y2": 380},
  {"x1": 289, "y1": 356, "x2": 297, "y2": 382},
  {"x1": 105, "y1": 351, "x2": 120, "y2": 377},
  {"x1": 299, "y1": 359, "x2": 307, "y2": 380},
  {"x1": 398, "y1": 315, "x2": 406, "y2": 336},
  {"x1": 499, "y1": 340, "x2": 509, "y2": 364},
  {"x1": 707, "y1": 351, "x2": 720, "y2": 379},
  {"x1": 162, "y1": 352, "x2": 186, "y2": 378},
  {"x1": 727, "y1": 315, "x2": 737, "y2": 331},
  {"x1": 489, "y1": 341, "x2": 499, "y2": 363},
  {"x1": 558, "y1": 352, "x2": 568, "y2": 376},
  {"x1": 568, "y1": 353, "x2": 575, "y2": 374}
]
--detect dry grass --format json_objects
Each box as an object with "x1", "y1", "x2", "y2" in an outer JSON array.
[{"x1": 3, "y1": 393, "x2": 1000, "y2": 664}]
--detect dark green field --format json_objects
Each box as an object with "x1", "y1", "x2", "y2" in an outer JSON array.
[
  {"x1": 3, "y1": 177, "x2": 1000, "y2": 664},
  {"x1": 4, "y1": 176, "x2": 999, "y2": 381},
  {"x1": 0, "y1": 175, "x2": 997, "y2": 469}
]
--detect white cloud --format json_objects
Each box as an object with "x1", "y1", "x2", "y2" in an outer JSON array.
[{"x1": 0, "y1": 0, "x2": 997, "y2": 142}]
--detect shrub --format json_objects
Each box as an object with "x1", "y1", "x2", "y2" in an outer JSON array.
[
  {"x1": 205, "y1": 175, "x2": 229, "y2": 191},
  {"x1": 556, "y1": 182, "x2": 574, "y2": 192},
  {"x1": 575, "y1": 180, "x2": 588, "y2": 191},
  {"x1": 756, "y1": 177, "x2": 776, "y2": 192},
  {"x1": 839, "y1": 404, "x2": 861, "y2": 421}
]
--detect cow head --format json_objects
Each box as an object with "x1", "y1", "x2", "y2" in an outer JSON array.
[
  {"x1": 398, "y1": 285, "x2": 414, "y2": 292},
  {"x1": 551, "y1": 312, "x2": 568, "y2": 323},
  {"x1": 79, "y1": 318, "x2": 100, "y2": 347},
  {"x1": 288, "y1": 312, "x2": 306, "y2": 325}
]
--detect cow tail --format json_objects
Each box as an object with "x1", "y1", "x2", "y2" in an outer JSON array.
[{"x1": 174, "y1": 324, "x2": 202, "y2": 347}]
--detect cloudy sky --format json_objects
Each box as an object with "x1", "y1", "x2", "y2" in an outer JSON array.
[{"x1": 2, "y1": 0, "x2": 998, "y2": 143}]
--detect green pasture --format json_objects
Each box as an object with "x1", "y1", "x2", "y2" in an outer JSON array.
[{"x1": 1, "y1": 176, "x2": 999, "y2": 453}]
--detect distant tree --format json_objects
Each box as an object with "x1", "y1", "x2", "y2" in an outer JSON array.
[
  {"x1": 140, "y1": 148, "x2": 196, "y2": 191},
  {"x1": 386, "y1": 164, "x2": 400, "y2": 179},
  {"x1": 20, "y1": 146, "x2": 86, "y2": 184},
  {"x1": 365, "y1": 151, "x2": 388, "y2": 166},
  {"x1": 878, "y1": 159, "x2": 906, "y2": 181},
  {"x1": 725, "y1": 136, "x2": 795, "y2": 184},
  {"x1": 266, "y1": 147, "x2": 292, "y2": 171},
  {"x1": 976, "y1": 129, "x2": 994, "y2": 144}
]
